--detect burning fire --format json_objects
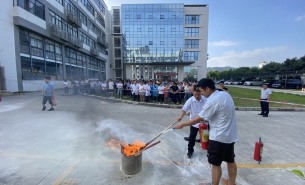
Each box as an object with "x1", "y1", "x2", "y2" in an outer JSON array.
[
  {"x1": 105, "y1": 138, "x2": 124, "y2": 150},
  {"x1": 122, "y1": 141, "x2": 146, "y2": 157}
]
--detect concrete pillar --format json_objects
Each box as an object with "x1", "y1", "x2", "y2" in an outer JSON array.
[
  {"x1": 177, "y1": 66, "x2": 184, "y2": 82},
  {"x1": 124, "y1": 64, "x2": 132, "y2": 80}
]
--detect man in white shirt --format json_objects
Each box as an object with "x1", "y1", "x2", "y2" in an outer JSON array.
[
  {"x1": 63, "y1": 79, "x2": 69, "y2": 95},
  {"x1": 108, "y1": 79, "x2": 114, "y2": 98},
  {"x1": 131, "y1": 80, "x2": 139, "y2": 101},
  {"x1": 176, "y1": 78, "x2": 238, "y2": 185},
  {"x1": 158, "y1": 82, "x2": 165, "y2": 103},
  {"x1": 259, "y1": 83, "x2": 272, "y2": 117},
  {"x1": 177, "y1": 86, "x2": 206, "y2": 158},
  {"x1": 144, "y1": 81, "x2": 151, "y2": 102}
]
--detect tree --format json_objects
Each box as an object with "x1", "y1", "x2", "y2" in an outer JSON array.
[{"x1": 208, "y1": 70, "x2": 220, "y2": 80}]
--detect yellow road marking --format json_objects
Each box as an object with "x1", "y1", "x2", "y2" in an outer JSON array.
[
  {"x1": 1, "y1": 150, "x2": 305, "y2": 170},
  {"x1": 237, "y1": 162, "x2": 305, "y2": 169},
  {"x1": 52, "y1": 160, "x2": 80, "y2": 185}
]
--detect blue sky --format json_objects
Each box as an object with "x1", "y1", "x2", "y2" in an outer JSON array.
[{"x1": 104, "y1": 0, "x2": 305, "y2": 67}]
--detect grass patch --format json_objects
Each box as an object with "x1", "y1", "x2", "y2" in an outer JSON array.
[{"x1": 229, "y1": 87, "x2": 305, "y2": 108}]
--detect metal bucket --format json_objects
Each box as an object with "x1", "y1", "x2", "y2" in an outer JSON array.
[{"x1": 121, "y1": 153, "x2": 142, "y2": 175}]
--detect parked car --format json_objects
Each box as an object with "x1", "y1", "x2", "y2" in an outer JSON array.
[
  {"x1": 224, "y1": 81, "x2": 234, "y2": 85},
  {"x1": 233, "y1": 81, "x2": 244, "y2": 85},
  {"x1": 271, "y1": 80, "x2": 284, "y2": 89},
  {"x1": 272, "y1": 79, "x2": 302, "y2": 89},
  {"x1": 244, "y1": 80, "x2": 262, "y2": 86}
]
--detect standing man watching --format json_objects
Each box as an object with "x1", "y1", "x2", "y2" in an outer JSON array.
[
  {"x1": 176, "y1": 78, "x2": 238, "y2": 185},
  {"x1": 176, "y1": 86, "x2": 206, "y2": 158},
  {"x1": 259, "y1": 83, "x2": 272, "y2": 117},
  {"x1": 42, "y1": 76, "x2": 55, "y2": 111}
]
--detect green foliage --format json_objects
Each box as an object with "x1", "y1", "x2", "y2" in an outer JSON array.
[
  {"x1": 214, "y1": 56, "x2": 305, "y2": 80},
  {"x1": 229, "y1": 87, "x2": 305, "y2": 107},
  {"x1": 289, "y1": 169, "x2": 305, "y2": 180}
]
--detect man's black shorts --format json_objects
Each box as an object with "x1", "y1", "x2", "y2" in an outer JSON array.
[
  {"x1": 42, "y1": 96, "x2": 52, "y2": 105},
  {"x1": 207, "y1": 140, "x2": 235, "y2": 166}
]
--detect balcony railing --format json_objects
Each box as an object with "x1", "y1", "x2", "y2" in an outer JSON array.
[
  {"x1": 97, "y1": 36, "x2": 107, "y2": 47},
  {"x1": 48, "y1": 23, "x2": 69, "y2": 41},
  {"x1": 66, "y1": 10, "x2": 82, "y2": 28}
]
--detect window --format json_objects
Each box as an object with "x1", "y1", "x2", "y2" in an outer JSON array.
[
  {"x1": 185, "y1": 39, "x2": 199, "y2": 49},
  {"x1": 115, "y1": 59, "x2": 121, "y2": 68},
  {"x1": 96, "y1": 12, "x2": 105, "y2": 27},
  {"x1": 185, "y1": 27, "x2": 199, "y2": 37},
  {"x1": 137, "y1": 27, "x2": 141, "y2": 32},
  {"x1": 160, "y1": 15, "x2": 164, "y2": 19},
  {"x1": 17, "y1": 0, "x2": 45, "y2": 20},
  {"x1": 19, "y1": 29, "x2": 30, "y2": 54},
  {"x1": 115, "y1": 49, "x2": 121, "y2": 58},
  {"x1": 137, "y1": 41, "x2": 141, "y2": 45},
  {"x1": 125, "y1": 14, "x2": 130, "y2": 19},
  {"x1": 114, "y1": 38, "x2": 121, "y2": 47},
  {"x1": 148, "y1": 15, "x2": 153, "y2": 19},
  {"x1": 160, "y1": 41, "x2": 164, "y2": 45},
  {"x1": 80, "y1": 0, "x2": 94, "y2": 15},
  {"x1": 184, "y1": 51, "x2": 199, "y2": 61},
  {"x1": 149, "y1": 41, "x2": 153, "y2": 45},
  {"x1": 114, "y1": 27, "x2": 120, "y2": 33},
  {"x1": 185, "y1": 15, "x2": 200, "y2": 24},
  {"x1": 125, "y1": 28, "x2": 130, "y2": 32},
  {"x1": 137, "y1": 15, "x2": 141, "y2": 19},
  {"x1": 172, "y1": 41, "x2": 176, "y2": 45},
  {"x1": 113, "y1": 9, "x2": 120, "y2": 26},
  {"x1": 160, "y1": 28, "x2": 164, "y2": 32},
  {"x1": 172, "y1": 14, "x2": 176, "y2": 19},
  {"x1": 148, "y1": 28, "x2": 153, "y2": 32},
  {"x1": 171, "y1": 27, "x2": 176, "y2": 32}
]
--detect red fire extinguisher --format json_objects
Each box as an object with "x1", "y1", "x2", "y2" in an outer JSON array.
[
  {"x1": 199, "y1": 123, "x2": 209, "y2": 150},
  {"x1": 253, "y1": 137, "x2": 264, "y2": 164}
]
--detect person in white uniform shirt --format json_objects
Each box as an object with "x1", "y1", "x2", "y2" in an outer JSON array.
[
  {"x1": 176, "y1": 78, "x2": 238, "y2": 185},
  {"x1": 259, "y1": 83, "x2": 272, "y2": 117},
  {"x1": 144, "y1": 81, "x2": 151, "y2": 102},
  {"x1": 158, "y1": 82, "x2": 165, "y2": 103},
  {"x1": 177, "y1": 85, "x2": 207, "y2": 158},
  {"x1": 131, "y1": 80, "x2": 139, "y2": 101},
  {"x1": 108, "y1": 80, "x2": 114, "y2": 98},
  {"x1": 116, "y1": 80, "x2": 123, "y2": 99}
]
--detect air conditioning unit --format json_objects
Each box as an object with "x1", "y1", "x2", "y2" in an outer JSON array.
[
  {"x1": 73, "y1": 39, "x2": 82, "y2": 48},
  {"x1": 90, "y1": 48, "x2": 98, "y2": 56}
]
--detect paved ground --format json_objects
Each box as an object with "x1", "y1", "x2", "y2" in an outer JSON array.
[{"x1": 0, "y1": 94, "x2": 305, "y2": 185}]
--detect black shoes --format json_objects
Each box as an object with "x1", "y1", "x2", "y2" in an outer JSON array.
[
  {"x1": 184, "y1": 137, "x2": 200, "y2": 143},
  {"x1": 187, "y1": 152, "x2": 193, "y2": 158},
  {"x1": 48, "y1": 108, "x2": 54, "y2": 111},
  {"x1": 42, "y1": 106, "x2": 46, "y2": 111}
]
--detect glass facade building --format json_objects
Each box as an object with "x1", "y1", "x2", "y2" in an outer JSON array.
[
  {"x1": 122, "y1": 4, "x2": 190, "y2": 80},
  {"x1": 118, "y1": 4, "x2": 208, "y2": 81},
  {"x1": 122, "y1": 4, "x2": 185, "y2": 64}
]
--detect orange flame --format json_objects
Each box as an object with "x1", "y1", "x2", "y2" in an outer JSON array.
[
  {"x1": 105, "y1": 138, "x2": 123, "y2": 150},
  {"x1": 122, "y1": 141, "x2": 146, "y2": 157}
]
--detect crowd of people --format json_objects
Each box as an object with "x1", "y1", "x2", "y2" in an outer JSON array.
[{"x1": 63, "y1": 79, "x2": 201, "y2": 104}]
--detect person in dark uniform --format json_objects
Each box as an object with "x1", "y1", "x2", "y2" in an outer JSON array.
[{"x1": 218, "y1": 81, "x2": 229, "y2": 92}]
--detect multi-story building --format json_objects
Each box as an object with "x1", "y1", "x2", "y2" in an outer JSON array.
[
  {"x1": 109, "y1": 4, "x2": 208, "y2": 81},
  {"x1": 0, "y1": 0, "x2": 109, "y2": 91}
]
